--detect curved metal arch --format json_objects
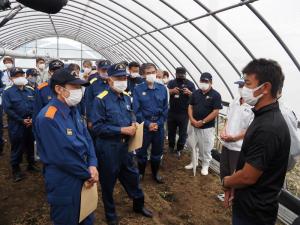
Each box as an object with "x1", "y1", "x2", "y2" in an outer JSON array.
[
  {"x1": 117, "y1": 0, "x2": 233, "y2": 97},
  {"x1": 66, "y1": 0, "x2": 178, "y2": 74},
  {"x1": 0, "y1": 2, "x2": 177, "y2": 75},
  {"x1": 0, "y1": 15, "x2": 139, "y2": 63},
  {"x1": 193, "y1": 0, "x2": 255, "y2": 60},
  {"x1": 243, "y1": 2, "x2": 300, "y2": 72},
  {"x1": 0, "y1": 10, "x2": 146, "y2": 64},
  {"x1": 99, "y1": 0, "x2": 200, "y2": 85},
  {"x1": 10, "y1": 33, "x2": 119, "y2": 63},
  {"x1": 160, "y1": 0, "x2": 241, "y2": 77}
]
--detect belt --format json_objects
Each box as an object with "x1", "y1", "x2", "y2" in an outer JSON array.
[{"x1": 97, "y1": 135, "x2": 129, "y2": 143}]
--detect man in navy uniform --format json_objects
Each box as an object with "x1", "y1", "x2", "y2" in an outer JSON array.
[
  {"x1": 133, "y1": 63, "x2": 168, "y2": 183},
  {"x1": 84, "y1": 60, "x2": 111, "y2": 131},
  {"x1": 92, "y1": 63, "x2": 153, "y2": 225},
  {"x1": 34, "y1": 59, "x2": 64, "y2": 120},
  {"x1": 167, "y1": 67, "x2": 195, "y2": 157},
  {"x1": 3, "y1": 68, "x2": 38, "y2": 182},
  {"x1": 35, "y1": 68, "x2": 98, "y2": 225},
  {"x1": 126, "y1": 61, "x2": 144, "y2": 96}
]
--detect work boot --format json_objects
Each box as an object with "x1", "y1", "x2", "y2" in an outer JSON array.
[
  {"x1": 151, "y1": 161, "x2": 164, "y2": 184},
  {"x1": 12, "y1": 166, "x2": 24, "y2": 182},
  {"x1": 133, "y1": 197, "x2": 153, "y2": 218},
  {"x1": 106, "y1": 219, "x2": 119, "y2": 225},
  {"x1": 27, "y1": 164, "x2": 40, "y2": 173},
  {"x1": 138, "y1": 162, "x2": 146, "y2": 181}
]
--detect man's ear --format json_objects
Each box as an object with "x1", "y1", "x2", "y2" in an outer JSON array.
[
  {"x1": 107, "y1": 77, "x2": 113, "y2": 86},
  {"x1": 262, "y1": 82, "x2": 272, "y2": 95}
]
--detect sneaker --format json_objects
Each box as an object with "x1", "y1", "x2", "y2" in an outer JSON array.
[
  {"x1": 201, "y1": 165, "x2": 209, "y2": 176},
  {"x1": 185, "y1": 162, "x2": 198, "y2": 170}
]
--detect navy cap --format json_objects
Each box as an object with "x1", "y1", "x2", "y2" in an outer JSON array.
[
  {"x1": 107, "y1": 63, "x2": 129, "y2": 77},
  {"x1": 200, "y1": 72, "x2": 212, "y2": 81},
  {"x1": 97, "y1": 60, "x2": 112, "y2": 69},
  {"x1": 51, "y1": 68, "x2": 88, "y2": 86},
  {"x1": 26, "y1": 68, "x2": 38, "y2": 76},
  {"x1": 49, "y1": 59, "x2": 64, "y2": 71},
  {"x1": 176, "y1": 67, "x2": 186, "y2": 75},
  {"x1": 10, "y1": 67, "x2": 25, "y2": 77}
]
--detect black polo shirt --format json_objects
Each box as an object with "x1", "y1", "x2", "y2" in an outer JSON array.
[
  {"x1": 168, "y1": 79, "x2": 196, "y2": 114},
  {"x1": 233, "y1": 102, "x2": 291, "y2": 225},
  {"x1": 189, "y1": 88, "x2": 222, "y2": 129}
]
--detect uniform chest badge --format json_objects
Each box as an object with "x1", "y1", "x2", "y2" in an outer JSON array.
[
  {"x1": 48, "y1": 96, "x2": 52, "y2": 100},
  {"x1": 66, "y1": 128, "x2": 73, "y2": 136},
  {"x1": 142, "y1": 92, "x2": 146, "y2": 96}
]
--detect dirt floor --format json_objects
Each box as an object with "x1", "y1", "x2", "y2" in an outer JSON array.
[{"x1": 0, "y1": 129, "x2": 232, "y2": 225}]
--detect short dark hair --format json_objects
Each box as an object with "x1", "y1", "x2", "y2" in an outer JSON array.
[
  {"x1": 36, "y1": 57, "x2": 45, "y2": 63},
  {"x1": 68, "y1": 63, "x2": 80, "y2": 72},
  {"x1": 140, "y1": 63, "x2": 156, "y2": 75},
  {"x1": 128, "y1": 61, "x2": 140, "y2": 69},
  {"x1": 163, "y1": 71, "x2": 169, "y2": 77},
  {"x1": 242, "y1": 58, "x2": 284, "y2": 98}
]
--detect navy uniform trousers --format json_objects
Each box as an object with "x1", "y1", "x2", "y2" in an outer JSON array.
[{"x1": 95, "y1": 137, "x2": 144, "y2": 222}]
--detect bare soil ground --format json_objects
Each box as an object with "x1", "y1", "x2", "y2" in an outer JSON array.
[{"x1": 0, "y1": 130, "x2": 231, "y2": 225}]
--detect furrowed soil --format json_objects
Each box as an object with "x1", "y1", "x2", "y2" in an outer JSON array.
[{"x1": 0, "y1": 130, "x2": 231, "y2": 225}]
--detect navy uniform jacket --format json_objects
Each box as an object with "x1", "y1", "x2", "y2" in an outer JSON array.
[
  {"x1": 35, "y1": 98, "x2": 97, "y2": 224},
  {"x1": 34, "y1": 82, "x2": 54, "y2": 120},
  {"x1": 167, "y1": 79, "x2": 196, "y2": 114},
  {"x1": 3, "y1": 85, "x2": 35, "y2": 139},
  {"x1": 91, "y1": 89, "x2": 133, "y2": 137},
  {"x1": 133, "y1": 82, "x2": 168, "y2": 128},
  {"x1": 127, "y1": 77, "x2": 144, "y2": 96},
  {"x1": 84, "y1": 76, "x2": 109, "y2": 122},
  {"x1": 35, "y1": 97, "x2": 97, "y2": 180}
]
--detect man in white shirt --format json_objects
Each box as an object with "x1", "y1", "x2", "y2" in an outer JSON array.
[
  {"x1": 35, "y1": 57, "x2": 48, "y2": 84},
  {"x1": 220, "y1": 79, "x2": 253, "y2": 206},
  {"x1": 1, "y1": 56, "x2": 14, "y2": 87}
]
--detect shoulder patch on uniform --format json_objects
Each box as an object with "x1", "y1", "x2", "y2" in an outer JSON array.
[
  {"x1": 97, "y1": 90, "x2": 108, "y2": 99},
  {"x1": 90, "y1": 77, "x2": 97, "y2": 84},
  {"x1": 25, "y1": 85, "x2": 34, "y2": 91},
  {"x1": 37, "y1": 82, "x2": 48, "y2": 90},
  {"x1": 123, "y1": 91, "x2": 130, "y2": 96},
  {"x1": 45, "y1": 106, "x2": 57, "y2": 119},
  {"x1": 4, "y1": 86, "x2": 12, "y2": 91}
]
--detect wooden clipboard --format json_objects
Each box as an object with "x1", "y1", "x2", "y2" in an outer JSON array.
[
  {"x1": 79, "y1": 183, "x2": 98, "y2": 223},
  {"x1": 128, "y1": 122, "x2": 144, "y2": 152}
]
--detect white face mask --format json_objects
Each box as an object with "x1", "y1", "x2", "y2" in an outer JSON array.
[
  {"x1": 163, "y1": 78, "x2": 169, "y2": 84},
  {"x1": 155, "y1": 78, "x2": 164, "y2": 85},
  {"x1": 13, "y1": 77, "x2": 28, "y2": 86},
  {"x1": 84, "y1": 67, "x2": 92, "y2": 74},
  {"x1": 38, "y1": 63, "x2": 46, "y2": 70},
  {"x1": 199, "y1": 82, "x2": 210, "y2": 91},
  {"x1": 241, "y1": 83, "x2": 265, "y2": 106},
  {"x1": 5, "y1": 63, "x2": 13, "y2": 69},
  {"x1": 113, "y1": 80, "x2": 127, "y2": 93},
  {"x1": 131, "y1": 72, "x2": 140, "y2": 78},
  {"x1": 63, "y1": 88, "x2": 83, "y2": 107},
  {"x1": 146, "y1": 74, "x2": 156, "y2": 83},
  {"x1": 238, "y1": 88, "x2": 243, "y2": 97}
]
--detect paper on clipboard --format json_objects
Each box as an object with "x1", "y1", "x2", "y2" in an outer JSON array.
[
  {"x1": 128, "y1": 122, "x2": 144, "y2": 152},
  {"x1": 79, "y1": 183, "x2": 98, "y2": 223}
]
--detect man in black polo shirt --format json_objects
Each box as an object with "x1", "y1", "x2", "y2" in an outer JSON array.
[
  {"x1": 222, "y1": 59, "x2": 290, "y2": 225},
  {"x1": 167, "y1": 67, "x2": 195, "y2": 157},
  {"x1": 185, "y1": 72, "x2": 222, "y2": 175}
]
